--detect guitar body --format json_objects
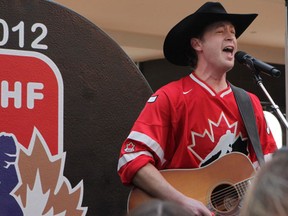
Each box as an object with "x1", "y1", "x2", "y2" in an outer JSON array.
[{"x1": 128, "y1": 152, "x2": 255, "y2": 215}]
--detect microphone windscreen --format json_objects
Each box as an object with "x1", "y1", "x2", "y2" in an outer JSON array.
[{"x1": 235, "y1": 51, "x2": 247, "y2": 64}]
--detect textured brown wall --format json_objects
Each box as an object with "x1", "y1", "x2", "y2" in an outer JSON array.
[{"x1": 0, "y1": 0, "x2": 153, "y2": 215}]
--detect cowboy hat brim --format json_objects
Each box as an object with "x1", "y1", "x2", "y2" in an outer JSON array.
[{"x1": 163, "y1": 12, "x2": 258, "y2": 66}]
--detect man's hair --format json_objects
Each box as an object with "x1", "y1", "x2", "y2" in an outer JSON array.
[
  {"x1": 127, "y1": 199, "x2": 194, "y2": 216},
  {"x1": 185, "y1": 26, "x2": 206, "y2": 70},
  {"x1": 240, "y1": 147, "x2": 288, "y2": 216},
  {"x1": 186, "y1": 46, "x2": 198, "y2": 70}
]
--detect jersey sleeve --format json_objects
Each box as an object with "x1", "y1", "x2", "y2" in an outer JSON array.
[{"x1": 117, "y1": 88, "x2": 174, "y2": 185}]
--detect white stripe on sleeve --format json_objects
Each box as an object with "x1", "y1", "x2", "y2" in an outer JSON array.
[
  {"x1": 117, "y1": 151, "x2": 152, "y2": 171},
  {"x1": 128, "y1": 131, "x2": 166, "y2": 165}
]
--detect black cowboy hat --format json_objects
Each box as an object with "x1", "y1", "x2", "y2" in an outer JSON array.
[{"x1": 163, "y1": 2, "x2": 258, "y2": 66}]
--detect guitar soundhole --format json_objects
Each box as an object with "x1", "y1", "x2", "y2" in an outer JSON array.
[{"x1": 210, "y1": 183, "x2": 240, "y2": 213}]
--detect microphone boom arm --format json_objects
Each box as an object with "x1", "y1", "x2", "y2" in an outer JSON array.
[{"x1": 253, "y1": 71, "x2": 288, "y2": 129}]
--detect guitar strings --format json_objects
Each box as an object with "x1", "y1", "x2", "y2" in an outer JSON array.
[
  {"x1": 208, "y1": 190, "x2": 241, "y2": 211},
  {"x1": 209, "y1": 177, "x2": 253, "y2": 200},
  {"x1": 209, "y1": 182, "x2": 247, "y2": 204},
  {"x1": 205, "y1": 177, "x2": 253, "y2": 209},
  {"x1": 207, "y1": 184, "x2": 249, "y2": 208}
]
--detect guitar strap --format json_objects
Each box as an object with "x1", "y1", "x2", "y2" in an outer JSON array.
[{"x1": 230, "y1": 83, "x2": 265, "y2": 167}]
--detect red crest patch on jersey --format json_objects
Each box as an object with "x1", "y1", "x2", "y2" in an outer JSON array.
[{"x1": 124, "y1": 142, "x2": 135, "y2": 153}]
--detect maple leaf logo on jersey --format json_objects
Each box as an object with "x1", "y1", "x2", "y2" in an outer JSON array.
[
  {"x1": 124, "y1": 142, "x2": 135, "y2": 153},
  {"x1": 188, "y1": 112, "x2": 248, "y2": 167}
]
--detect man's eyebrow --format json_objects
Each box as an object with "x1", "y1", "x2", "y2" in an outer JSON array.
[{"x1": 213, "y1": 21, "x2": 234, "y2": 28}]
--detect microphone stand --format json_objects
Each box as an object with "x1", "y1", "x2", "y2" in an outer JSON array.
[
  {"x1": 243, "y1": 57, "x2": 288, "y2": 129},
  {"x1": 285, "y1": 0, "x2": 288, "y2": 143},
  {"x1": 253, "y1": 72, "x2": 288, "y2": 130}
]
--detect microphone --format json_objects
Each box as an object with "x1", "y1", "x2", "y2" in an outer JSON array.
[{"x1": 235, "y1": 51, "x2": 281, "y2": 78}]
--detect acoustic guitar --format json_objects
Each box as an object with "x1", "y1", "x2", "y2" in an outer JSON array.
[{"x1": 127, "y1": 152, "x2": 255, "y2": 215}]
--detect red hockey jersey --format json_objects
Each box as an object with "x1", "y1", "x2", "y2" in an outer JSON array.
[{"x1": 118, "y1": 73, "x2": 277, "y2": 185}]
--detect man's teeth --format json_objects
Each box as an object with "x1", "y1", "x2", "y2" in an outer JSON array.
[{"x1": 223, "y1": 47, "x2": 233, "y2": 53}]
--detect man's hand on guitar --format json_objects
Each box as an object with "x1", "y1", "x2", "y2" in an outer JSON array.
[
  {"x1": 131, "y1": 163, "x2": 214, "y2": 216},
  {"x1": 178, "y1": 195, "x2": 214, "y2": 216}
]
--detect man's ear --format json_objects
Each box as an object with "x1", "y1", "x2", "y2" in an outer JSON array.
[{"x1": 190, "y1": 38, "x2": 202, "y2": 51}]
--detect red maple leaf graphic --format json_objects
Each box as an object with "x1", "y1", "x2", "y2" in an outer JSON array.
[{"x1": 187, "y1": 112, "x2": 240, "y2": 163}]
